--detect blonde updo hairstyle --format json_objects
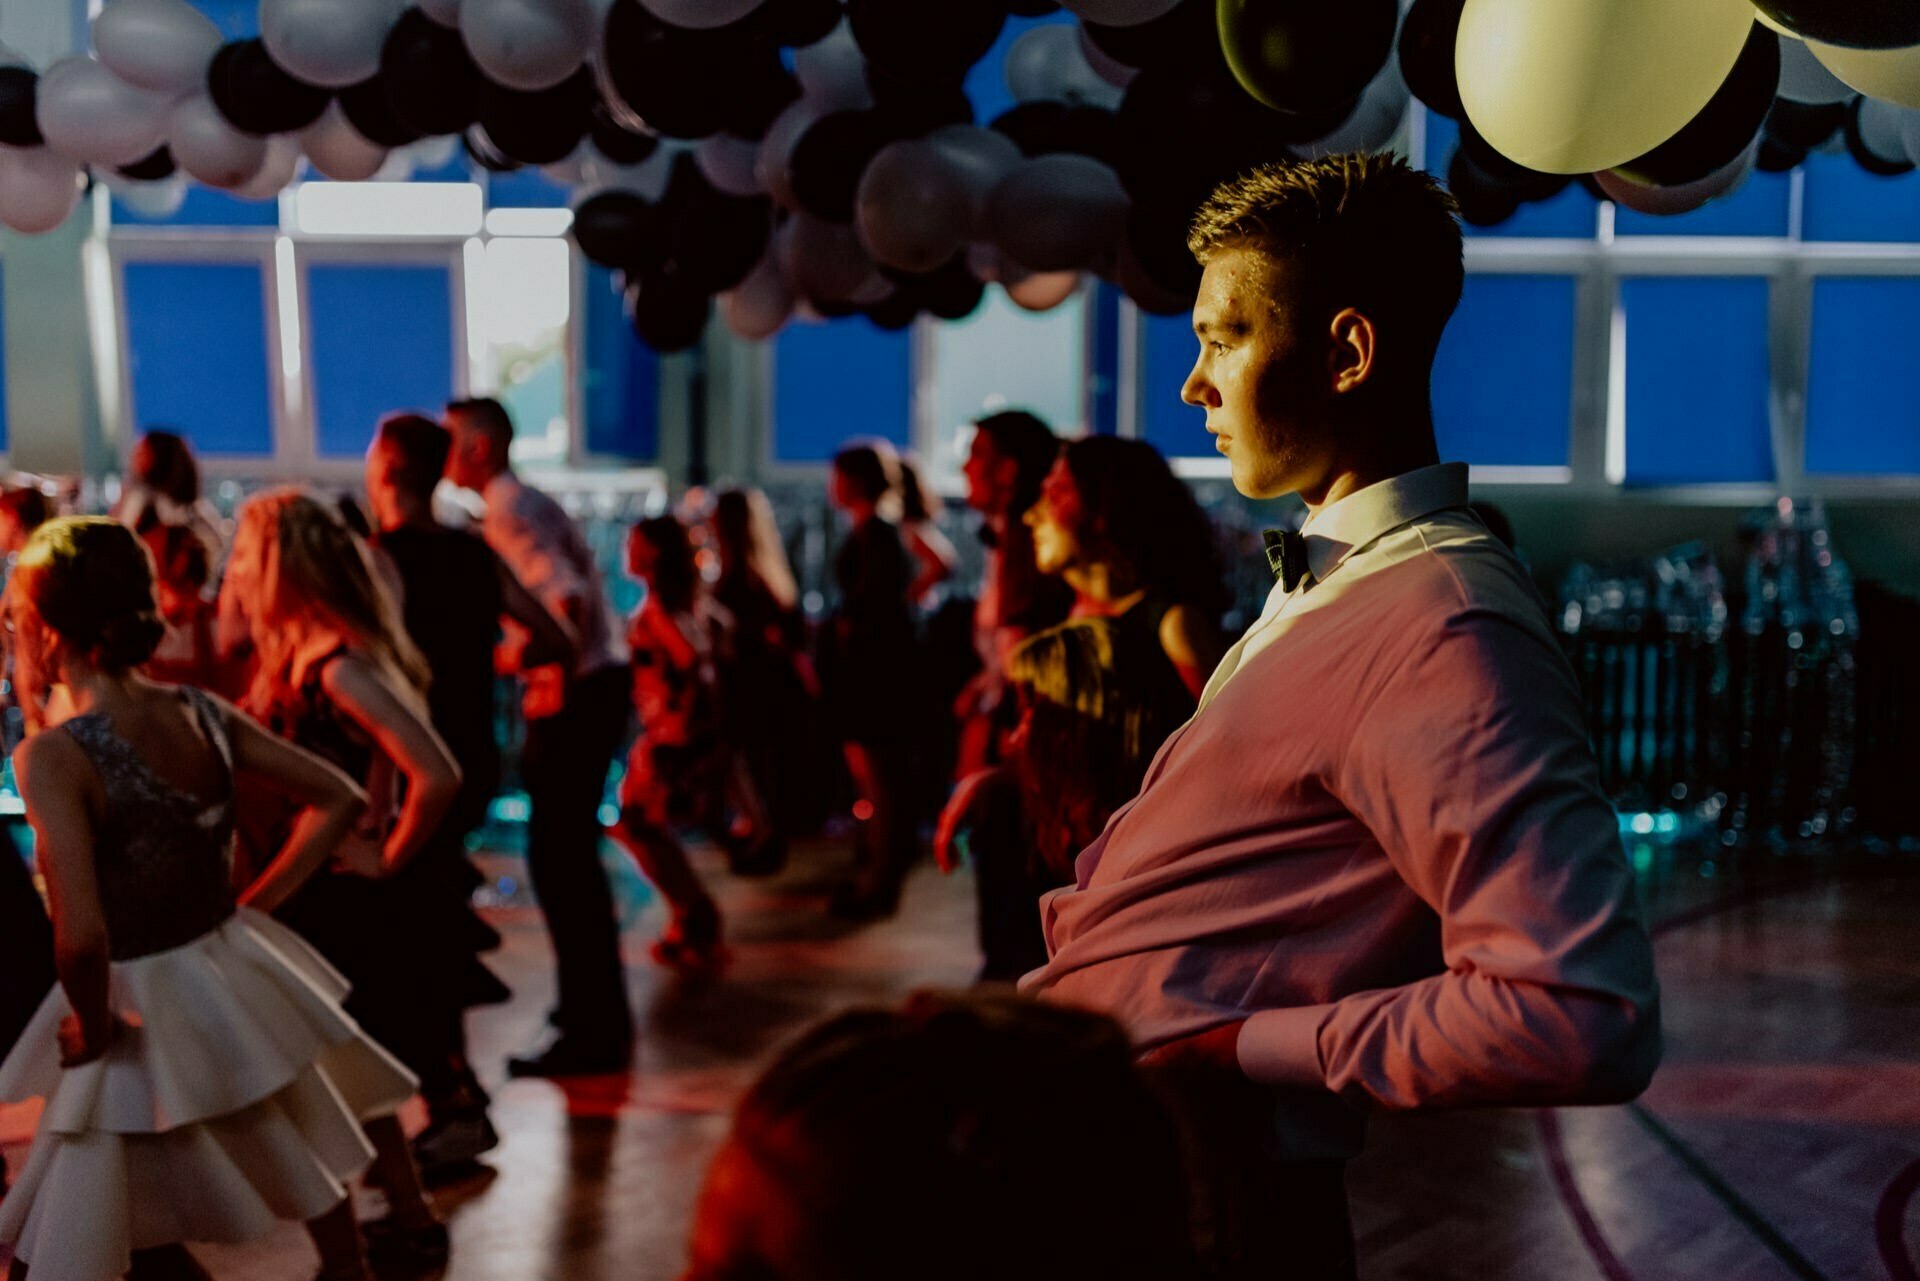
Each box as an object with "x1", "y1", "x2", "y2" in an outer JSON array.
[{"x1": 14, "y1": 517, "x2": 168, "y2": 671}]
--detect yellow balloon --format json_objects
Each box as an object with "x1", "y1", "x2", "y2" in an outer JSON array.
[
  {"x1": 1754, "y1": 10, "x2": 1802, "y2": 40},
  {"x1": 1456, "y1": 0, "x2": 1758, "y2": 174},
  {"x1": 1808, "y1": 38, "x2": 1920, "y2": 108}
]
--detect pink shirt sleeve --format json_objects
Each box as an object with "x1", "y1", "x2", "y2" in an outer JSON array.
[{"x1": 1237, "y1": 604, "x2": 1662, "y2": 1110}]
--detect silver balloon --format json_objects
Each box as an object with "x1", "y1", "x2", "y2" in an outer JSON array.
[
  {"x1": 105, "y1": 171, "x2": 189, "y2": 218},
  {"x1": 1059, "y1": 0, "x2": 1182, "y2": 26},
  {"x1": 793, "y1": 20, "x2": 873, "y2": 110},
  {"x1": 778, "y1": 212, "x2": 881, "y2": 304},
  {"x1": 696, "y1": 134, "x2": 766, "y2": 196},
  {"x1": 417, "y1": 0, "x2": 463, "y2": 25},
  {"x1": 35, "y1": 57, "x2": 170, "y2": 168},
  {"x1": 929, "y1": 124, "x2": 1023, "y2": 236},
  {"x1": 1077, "y1": 24, "x2": 1137, "y2": 88},
  {"x1": 301, "y1": 100, "x2": 389, "y2": 181},
  {"x1": 0, "y1": 143, "x2": 85, "y2": 234},
  {"x1": 1777, "y1": 36, "x2": 1854, "y2": 105},
  {"x1": 1005, "y1": 23, "x2": 1122, "y2": 109},
  {"x1": 722, "y1": 252, "x2": 795, "y2": 341},
  {"x1": 261, "y1": 0, "x2": 403, "y2": 89},
  {"x1": 461, "y1": 0, "x2": 595, "y2": 92},
  {"x1": 1006, "y1": 270, "x2": 1081, "y2": 313},
  {"x1": 855, "y1": 138, "x2": 974, "y2": 273},
  {"x1": 1857, "y1": 96, "x2": 1920, "y2": 165},
  {"x1": 1295, "y1": 54, "x2": 1409, "y2": 156},
  {"x1": 758, "y1": 98, "x2": 822, "y2": 211},
  {"x1": 987, "y1": 155, "x2": 1128, "y2": 273},
  {"x1": 234, "y1": 134, "x2": 303, "y2": 200},
  {"x1": 92, "y1": 0, "x2": 223, "y2": 96},
  {"x1": 169, "y1": 93, "x2": 268, "y2": 189},
  {"x1": 639, "y1": 0, "x2": 765, "y2": 30},
  {"x1": 1905, "y1": 108, "x2": 1920, "y2": 166}
]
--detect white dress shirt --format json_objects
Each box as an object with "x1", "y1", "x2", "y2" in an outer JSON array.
[{"x1": 1022, "y1": 464, "x2": 1660, "y2": 1155}]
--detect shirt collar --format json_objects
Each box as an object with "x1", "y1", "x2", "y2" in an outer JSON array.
[{"x1": 1297, "y1": 463, "x2": 1469, "y2": 584}]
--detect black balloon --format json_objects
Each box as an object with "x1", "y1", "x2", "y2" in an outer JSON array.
[
  {"x1": 572, "y1": 191, "x2": 661, "y2": 269},
  {"x1": 864, "y1": 66, "x2": 974, "y2": 133},
  {"x1": 464, "y1": 126, "x2": 521, "y2": 171},
  {"x1": 658, "y1": 155, "x2": 772, "y2": 292},
  {"x1": 1844, "y1": 97, "x2": 1916, "y2": 176},
  {"x1": 1398, "y1": 0, "x2": 1466, "y2": 121},
  {"x1": 1081, "y1": 0, "x2": 1216, "y2": 72},
  {"x1": 1004, "y1": 0, "x2": 1060, "y2": 12},
  {"x1": 604, "y1": 0, "x2": 774, "y2": 140},
  {"x1": 1458, "y1": 121, "x2": 1573, "y2": 203},
  {"x1": 847, "y1": 0, "x2": 1003, "y2": 77},
  {"x1": 476, "y1": 68, "x2": 594, "y2": 165},
  {"x1": 208, "y1": 39, "x2": 331, "y2": 136},
  {"x1": 1124, "y1": 198, "x2": 1204, "y2": 301},
  {"x1": 117, "y1": 147, "x2": 176, "y2": 181},
  {"x1": 341, "y1": 76, "x2": 423, "y2": 147},
  {"x1": 1750, "y1": 1, "x2": 1920, "y2": 51},
  {"x1": 748, "y1": 0, "x2": 843, "y2": 46},
  {"x1": 789, "y1": 110, "x2": 898, "y2": 220},
  {"x1": 1614, "y1": 25, "x2": 1778, "y2": 187},
  {"x1": 1218, "y1": 0, "x2": 1396, "y2": 116},
  {"x1": 1112, "y1": 59, "x2": 1312, "y2": 202},
  {"x1": 1756, "y1": 135, "x2": 1808, "y2": 174},
  {"x1": 381, "y1": 9, "x2": 484, "y2": 137},
  {"x1": 0, "y1": 67, "x2": 42, "y2": 147},
  {"x1": 628, "y1": 267, "x2": 711, "y2": 353},
  {"x1": 864, "y1": 291, "x2": 919, "y2": 331},
  {"x1": 1446, "y1": 148, "x2": 1519, "y2": 228},
  {"x1": 718, "y1": 60, "x2": 801, "y2": 140},
  {"x1": 590, "y1": 103, "x2": 660, "y2": 165},
  {"x1": 1764, "y1": 97, "x2": 1846, "y2": 150},
  {"x1": 886, "y1": 253, "x2": 986, "y2": 321}
]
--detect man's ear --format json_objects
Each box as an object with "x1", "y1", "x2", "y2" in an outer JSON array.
[{"x1": 1328, "y1": 307, "x2": 1378, "y2": 395}]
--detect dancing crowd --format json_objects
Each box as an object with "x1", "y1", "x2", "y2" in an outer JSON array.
[{"x1": 0, "y1": 154, "x2": 1663, "y2": 1281}]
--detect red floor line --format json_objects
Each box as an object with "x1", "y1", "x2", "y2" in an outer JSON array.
[
  {"x1": 1875, "y1": 1159, "x2": 1920, "y2": 1281},
  {"x1": 1536, "y1": 1109, "x2": 1640, "y2": 1281}
]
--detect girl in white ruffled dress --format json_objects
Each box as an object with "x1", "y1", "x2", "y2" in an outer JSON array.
[{"x1": 0, "y1": 518, "x2": 441, "y2": 1281}]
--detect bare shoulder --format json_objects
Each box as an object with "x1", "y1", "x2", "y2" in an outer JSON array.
[{"x1": 15, "y1": 724, "x2": 95, "y2": 795}]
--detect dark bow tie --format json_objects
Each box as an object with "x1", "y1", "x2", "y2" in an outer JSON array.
[{"x1": 1262, "y1": 527, "x2": 1311, "y2": 592}]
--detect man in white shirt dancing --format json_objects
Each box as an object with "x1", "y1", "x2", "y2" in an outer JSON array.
[{"x1": 1022, "y1": 154, "x2": 1660, "y2": 1279}]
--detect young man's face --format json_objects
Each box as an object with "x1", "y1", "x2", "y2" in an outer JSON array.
[
  {"x1": 441, "y1": 411, "x2": 490, "y2": 493},
  {"x1": 1180, "y1": 246, "x2": 1336, "y2": 501},
  {"x1": 961, "y1": 430, "x2": 1011, "y2": 515},
  {"x1": 364, "y1": 439, "x2": 406, "y2": 531}
]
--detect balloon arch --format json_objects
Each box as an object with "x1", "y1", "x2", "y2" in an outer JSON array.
[{"x1": 1, "y1": 0, "x2": 1918, "y2": 350}]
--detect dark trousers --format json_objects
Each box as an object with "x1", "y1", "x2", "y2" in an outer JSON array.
[
  {"x1": 520, "y1": 665, "x2": 632, "y2": 1049},
  {"x1": 966, "y1": 768, "x2": 1055, "y2": 983},
  {"x1": 0, "y1": 836, "x2": 54, "y2": 1056}
]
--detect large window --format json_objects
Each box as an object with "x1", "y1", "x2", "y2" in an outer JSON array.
[
  {"x1": 304, "y1": 256, "x2": 458, "y2": 459},
  {"x1": 120, "y1": 255, "x2": 276, "y2": 458},
  {"x1": 1433, "y1": 274, "x2": 1577, "y2": 470},
  {"x1": 770, "y1": 318, "x2": 913, "y2": 465},
  {"x1": 1619, "y1": 276, "x2": 1774, "y2": 487},
  {"x1": 1806, "y1": 277, "x2": 1920, "y2": 477}
]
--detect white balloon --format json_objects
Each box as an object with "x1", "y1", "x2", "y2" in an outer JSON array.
[
  {"x1": 418, "y1": 0, "x2": 463, "y2": 25},
  {"x1": 638, "y1": 0, "x2": 765, "y2": 30},
  {"x1": 234, "y1": 134, "x2": 302, "y2": 200},
  {"x1": 1060, "y1": 0, "x2": 1181, "y2": 26},
  {"x1": 696, "y1": 134, "x2": 765, "y2": 196},
  {"x1": 261, "y1": 0, "x2": 403, "y2": 89},
  {"x1": 106, "y1": 171, "x2": 190, "y2": 218},
  {"x1": 1296, "y1": 54, "x2": 1409, "y2": 156},
  {"x1": 1077, "y1": 24, "x2": 1137, "y2": 88},
  {"x1": 778, "y1": 212, "x2": 880, "y2": 304},
  {"x1": 92, "y1": 0, "x2": 223, "y2": 96},
  {"x1": 168, "y1": 93, "x2": 268, "y2": 189},
  {"x1": 793, "y1": 20, "x2": 872, "y2": 110},
  {"x1": 1005, "y1": 23, "x2": 1121, "y2": 109},
  {"x1": 1856, "y1": 97, "x2": 1919, "y2": 165},
  {"x1": 373, "y1": 149, "x2": 416, "y2": 181},
  {"x1": 35, "y1": 57, "x2": 171, "y2": 168},
  {"x1": 758, "y1": 98, "x2": 822, "y2": 211},
  {"x1": 855, "y1": 138, "x2": 974, "y2": 273},
  {"x1": 929, "y1": 124, "x2": 1023, "y2": 235},
  {"x1": 461, "y1": 0, "x2": 595, "y2": 92},
  {"x1": 0, "y1": 144, "x2": 85, "y2": 234},
  {"x1": 1007, "y1": 271, "x2": 1081, "y2": 313},
  {"x1": 301, "y1": 100, "x2": 389, "y2": 181},
  {"x1": 987, "y1": 155, "x2": 1128, "y2": 273},
  {"x1": 721, "y1": 252, "x2": 795, "y2": 341},
  {"x1": 1777, "y1": 35, "x2": 1853, "y2": 105}
]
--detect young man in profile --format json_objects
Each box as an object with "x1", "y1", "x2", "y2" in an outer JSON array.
[{"x1": 1022, "y1": 154, "x2": 1660, "y2": 1280}]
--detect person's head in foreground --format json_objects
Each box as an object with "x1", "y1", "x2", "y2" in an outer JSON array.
[
  {"x1": 7, "y1": 518, "x2": 166, "y2": 708},
  {"x1": 366, "y1": 412, "x2": 452, "y2": 531},
  {"x1": 682, "y1": 991, "x2": 1199, "y2": 1281},
  {"x1": 441, "y1": 396, "x2": 515, "y2": 493},
  {"x1": 1182, "y1": 152, "x2": 1464, "y2": 505}
]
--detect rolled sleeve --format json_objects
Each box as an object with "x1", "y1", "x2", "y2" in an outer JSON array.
[{"x1": 1238, "y1": 1003, "x2": 1336, "y2": 1089}]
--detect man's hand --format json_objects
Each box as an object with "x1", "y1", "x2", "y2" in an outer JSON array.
[{"x1": 1136, "y1": 1019, "x2": 1247, "y2": 1075}]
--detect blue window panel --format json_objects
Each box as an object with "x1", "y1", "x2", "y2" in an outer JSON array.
[
  {"x1": 112, "y1": 185, "x2": 281, "y2": 229},
  {"x1": 1423, "y1": 113, "x2": 1600, "y2": 240},
  {"x1": 1621, "y1": 277, "x2": 1773, "y2": 486},
  {"x1": 306, "y1": 263, "x2": 455, "y2": 459},
  {"x1": 123, "y1": 261, "x2": 274, "y2": 457},
  {"x1": 583, "y1": 265, "x2": 660, "y2": 459},
  {"x1": 1802, "y1": 150, "x2": 1920, "y2": 243},
  {"x1": 1141, "y1": 311, "x2": 1206, "y2": 456},
  {"x1": 965, "y1": 9, "x2": 1078, "y2": 127},
  {"x1": 0, "y1": 262, "x2": 7, "y2": 453},
  {"x1": 1806, "y1": 277, "x2": 1920, "y2": 476},
  {"x1": 1614, "y1": 169, "x2": 1792, "y2": 238},
  {"x1": 486, "y1": 168, "x2": 572, "y2": 209},
  {"x1": 188, "y1": 0, "x2": 259, "y2": 39},
  {"x1": 1433, "y1": 275, "x2": 1575, "y2": 467},
  {"x1": 773, "y1": 318, "x2": 911, "y2": 463},
  {"x1": 1088, "y1": 282, "x2": 1122, "y2": 435}
]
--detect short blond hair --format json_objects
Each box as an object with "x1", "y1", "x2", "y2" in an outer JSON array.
[{"x1": 1188, "y1": 153, "x2": 1465, "y2": 360}]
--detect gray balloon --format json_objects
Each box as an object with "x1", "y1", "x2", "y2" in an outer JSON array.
[
  {"x1": 779, "y1": 212, "x2": 881, "y2": 304},
  {"x1": 234, "y1": 135, "x2": 303, "y2": 201},
  {"x1": 92, "y1": 0, "x2": 223, "y2": 96},
  {"x1": 856, "y1": 138, "x2": 975, "y2": 273},
  {"x1": 987, "y1": 154, "x2": 1128, "y2": 274},
  {"x1": 1777, "y1": 37, "x2": 1853, "y2": 106},
  {"x1": 301, "y1": 100, "x2": 389, "y2": 181},
  {"x1": 1059, "y1": 0, "x2": 1180, "y2": 25},
  {"x1": 262, "y1": 0, "x2": 403, "y2": 89},
  {"x1": 461, "y1": 0, "x2": 594, "y2": 92},
  {"x1": 929, "y1": 124, "x2": 1023, "y2": 236},
  {"x1": 1005, "y1": 23, "x2": 1121, "y2": 109},
  {"x1": 722, "y1": 252, "x2": 796, "y2": 341},
  {"x1": 170, "y1": 93, "x2": 269, "y2": 189},
  {"x1": 36, "y1": 57, "x2": 171, "y2": 168},
  {"x1": 697, "y1": 134, "x2": 766, "y2": 197},
  {"x1": 793, "y1": 20, "x2": 872, "y2": 110},
  {"x1": 1857, "y1": 97, "x2": 1919, "y2": 164},
  {"x1": 0, "y1": 145, "x2": 84, "y2": 234},
  {"x1": 758, "y1": 98, "x2": 823, "y2": 212}
]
